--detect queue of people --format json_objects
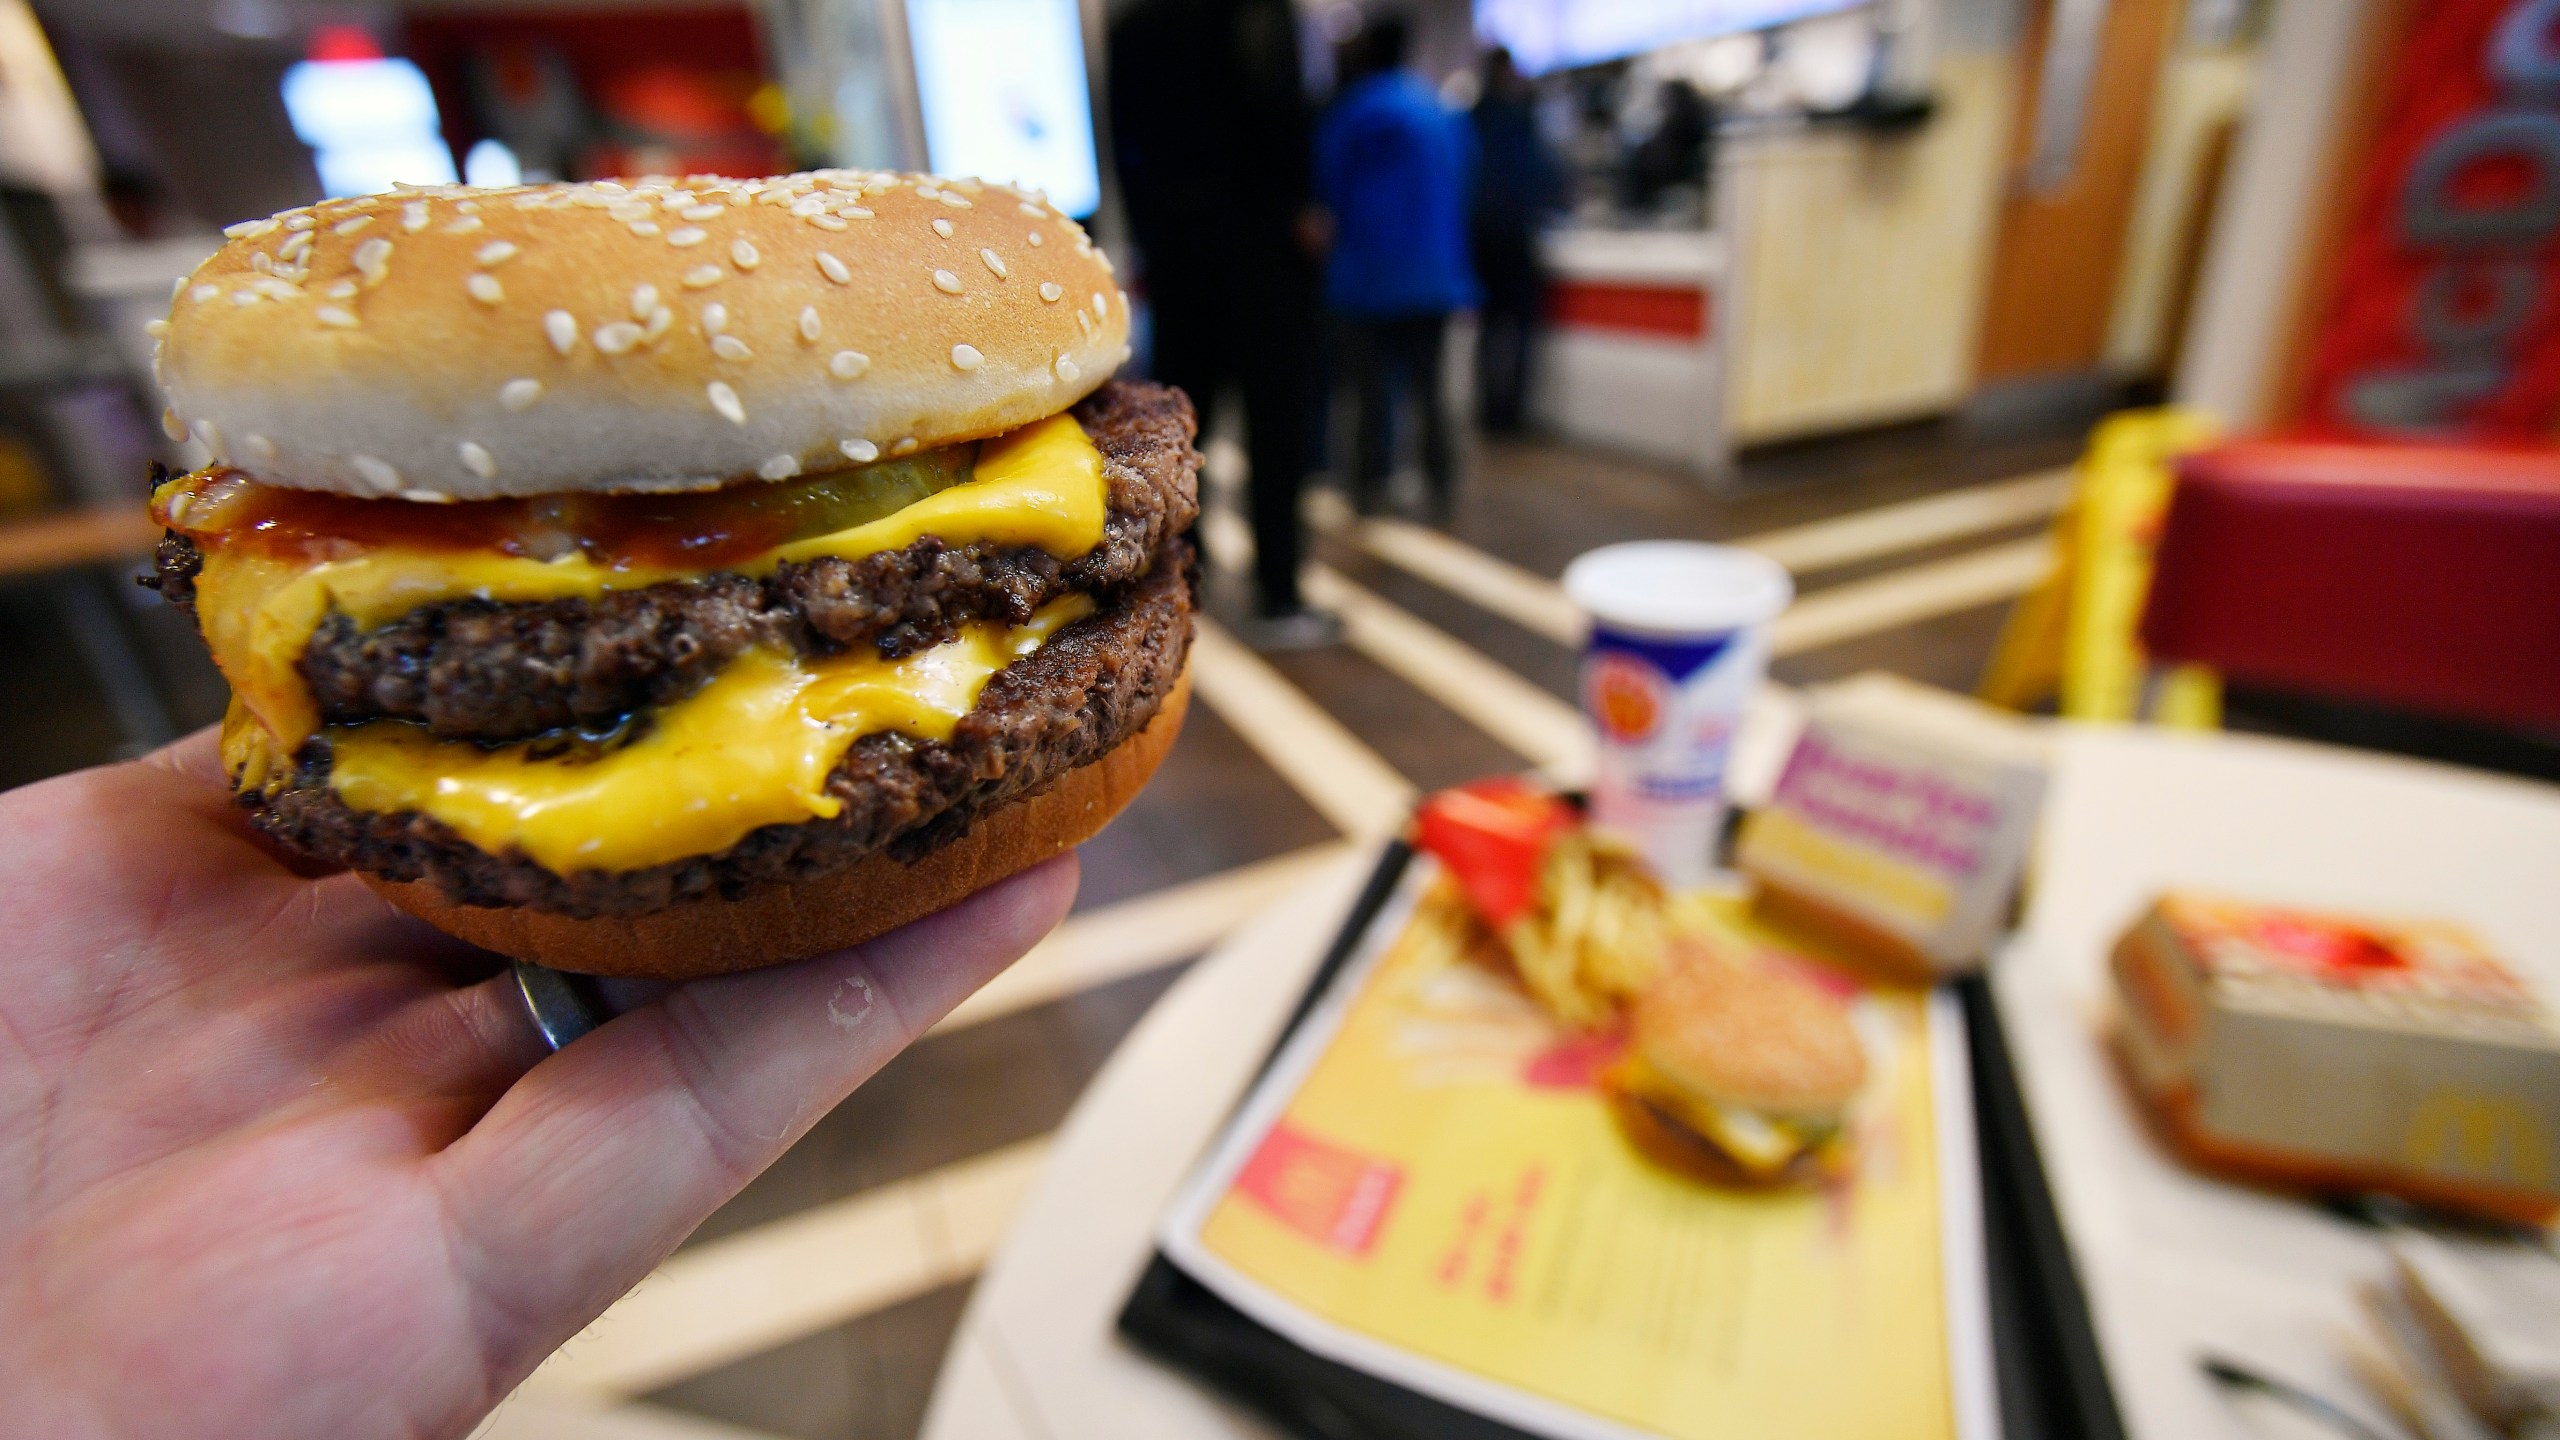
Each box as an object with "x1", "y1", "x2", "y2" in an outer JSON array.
[{"x1": 1109, "y1": 3, "x2": 1560, "y2": 645}]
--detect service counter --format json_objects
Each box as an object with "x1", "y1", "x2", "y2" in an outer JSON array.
[{"x1": 1529, "y1": 225, "x2": 1731, "y2": 478}]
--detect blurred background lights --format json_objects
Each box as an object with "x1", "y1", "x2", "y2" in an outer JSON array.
[
  {"x1": 462, "y1": 137, "x2": 522, "y2": 188},
  {"x1": 281, "y1": 25, "x2": 459, "y2": 197}
]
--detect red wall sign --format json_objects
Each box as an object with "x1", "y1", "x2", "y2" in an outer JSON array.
[{"x1": 2296, "y1": 0, "x2": 2560, "y2": 439}]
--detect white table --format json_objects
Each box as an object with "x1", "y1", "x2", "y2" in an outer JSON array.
[{"x1": 921, "y1": 726, "x2": 2560, "y2": 1440}]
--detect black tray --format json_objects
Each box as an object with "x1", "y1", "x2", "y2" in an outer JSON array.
[{"x1": 1116, "y1": 842, "x2": 2126, "y2": 1440}]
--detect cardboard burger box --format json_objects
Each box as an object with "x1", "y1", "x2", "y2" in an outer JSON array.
[{"x1": 2112, "y1": 893, "x2": 2560, "y2": 1224}]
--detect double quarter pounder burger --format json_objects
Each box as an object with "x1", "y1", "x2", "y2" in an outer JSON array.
[{"x1": 145, "y1": 172, "x2": 1197, "y2": 978}]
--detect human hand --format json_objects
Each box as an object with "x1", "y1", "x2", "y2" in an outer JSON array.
[{"x1": 0, "y1": 728, "x2": 1076, "y2": 1439}]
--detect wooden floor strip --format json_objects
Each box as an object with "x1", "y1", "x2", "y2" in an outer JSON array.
[
  {"x1": 932, "y1": 841, "x2": 1356, "y2": 1035},
  {"x1": 1730, "y1": 469, "x2": 2069, "y2": 575},
  {"x1": 1186, "y1": 616, "x2": 1417, "y2": 836},
  {"x1": 524, "y1": 1138, "x2": 1054, "y2": 1401},
  {"x1": 1770, "y1": 538, "x2": 2054, "y2": 657},
  {"x1": 1336, "y1": 468, "x2": 2069, "y2": 649},
  {"x1": 1301, "y1": 563, "x2": 1592, "y2": 785}
]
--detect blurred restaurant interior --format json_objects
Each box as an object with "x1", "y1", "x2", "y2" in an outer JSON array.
[{"x1": 1, "y1": 0, "x2": 2556, "y2": 1438}]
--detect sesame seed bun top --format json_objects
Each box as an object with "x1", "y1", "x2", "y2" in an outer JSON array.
[
  {"x1": 1629, "y1": 951, "x2": 1868, "y2": 1119},
  {"x1": 155, "y1": 171, "x2": 1131, "y2": 501}
]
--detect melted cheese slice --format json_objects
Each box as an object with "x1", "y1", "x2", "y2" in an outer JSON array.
[
  {"x1": 324, "y1": 596, "x2": 1091, "y2": 874},
  {"x1": 189, "y1": 412, "x2": 1107, "y2": 751},
  {"x1": 1613, "y1": 1056, "x2": 1822, "y2": 1177}
]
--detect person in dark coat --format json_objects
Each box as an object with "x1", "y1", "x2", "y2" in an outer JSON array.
[
  {"x1": 1468, "y1": 46, "x2": 1561, "y2": 434},
  {"x1": 1110, "y1": 0, "x2": 1335, "y2": 643},
  {"x1": 1315, "y1": 14, "x2": 1477, "y2": 519}
]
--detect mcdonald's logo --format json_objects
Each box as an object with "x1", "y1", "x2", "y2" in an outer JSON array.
[{"x1": 2404, "y1": 1090, "x2": 2553, "y2": 1187}]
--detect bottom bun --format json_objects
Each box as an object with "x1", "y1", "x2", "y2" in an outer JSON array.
[{"x1": 369, "y1": 670, "x2": 1189, "y2": 978}]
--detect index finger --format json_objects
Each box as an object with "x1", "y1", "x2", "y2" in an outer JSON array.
[{"x1": 424, "y1": 855, "x2": 1077, "y2": 1373}]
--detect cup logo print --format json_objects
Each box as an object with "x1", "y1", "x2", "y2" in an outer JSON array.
[{"x1": 1587, "y1": 651, "x2": 1667, "y2": 742}]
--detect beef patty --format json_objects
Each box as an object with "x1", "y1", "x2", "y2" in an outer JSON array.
[
  {"x1": 248, "y1": 544, "x2": 1194, "y2": 918},
  {"x1": 151, "y1": 379, "x2": 1199, "y2": 743}
]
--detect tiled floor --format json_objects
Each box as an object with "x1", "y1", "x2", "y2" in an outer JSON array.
[{"x1": 12, "y1": 393, "x2": 2546, "y2": 1440}]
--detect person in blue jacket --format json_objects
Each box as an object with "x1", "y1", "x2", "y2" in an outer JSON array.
[{"x1": 1316, "y1": 14, "x2": 1478, "y2": 519}]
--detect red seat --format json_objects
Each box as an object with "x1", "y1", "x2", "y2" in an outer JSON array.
[{"x1": 2142, "y1": 440, "x2": 2560, "y2": 730}]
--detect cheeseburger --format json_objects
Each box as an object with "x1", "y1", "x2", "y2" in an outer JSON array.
[
  {"x1": 1606, "y1": 952, "x2": 1866, "y2": 1186},
  {"x1": 145, "y1": 171, "x2": 1196, "y2": 978}
]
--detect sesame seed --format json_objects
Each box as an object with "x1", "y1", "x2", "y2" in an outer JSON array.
[
  {"x1": 608, "y1": 201, "x2": 651, "y2": 222},
  {"x1": 279, "y1": 230, "x2": 313, "y2": 260},
  {"x1": 400, "y1": 488, "x2": 452, "y2": 504},
  {"x1": 829, "y1": 349, "x2": 870, "y2": 379},
  {"x1": 951, "y1": 343, "x2": 983, "y2": 371},
  {"x1": 171, "y1": 276, "x2": 187, "y2": 299},
  {"x1": 476, "y1": 240, "x2": 519, "y2": 265},
  {"x1": 840, "y1": 437, "x2": 879, "y2": 463},
  {"x1": 816, "y1": 252, "x2": 852, "y2": 284},
  {"x1": 730, "y1": 238, "x2": 760, "y2": 269},
  {"x1": 231, "y1": 289, "x2": 263, "y2": 306},
  {"x1": 842, "y1": 206, "x2": 873, "y2": 219},
  {"x1": 892, "y1": 437, "x2": 919, "y2": 456},
  {"x1": 224, "y1": 218, "x2": 279, "y2": 239},
  {"x1": 160, "y1": 408, "x2": 188, "y2": 441},
  {"x1": 682, "y1": 204, "x2": 724, "y2": 221},
  {"x1": 939, "y1": 192, "x2": 971, "y2": 208},
  {"x1": 932, "y1": 269, "x2": 963, "y2": 294},
  {"x1": 250, "y1": 252, "x2": 275, "y2": 274},
  {"x1": 1092, "y1": 291, "x2": 1109, "y2": 315},
  {"x1": 324, "y1": 279, "x2": 357, "y2": 299},
  {"x1": 1020, "y1": 202, "x2": 1045, "y2": 217},
  {"x1": 499, "y1": 378, "x2": 543, "y2": 410},
  {"x1": 807, "y1": 214, "x2": 849, "y2": 231},
  {"x1": 641, "y1": 306, "x2": 674, "y2": 343},
  {"x1": 981, "y1": 248, "x2": 1008, "y2": 278},
  {"x1": 458, "y1": 200, "x2": 481, "y2": 213},
  {"x1": 442, "y1": 216, "x2": 484, "y2": 234},
  {"x1": 701, "y1": 302, "x2": 728, "y2": 334},
  {"x1": 798, "y1": 306, "x2": 821, "y2": 342},
  {"x1": 712, "y1": 334, "x2": 752, "y2": 361},
  {"x1": 1027, "y1": 230, "x2": 1043, "y2": 247},
  {"x1": 706, "y1": 381, "x2": 746, "y2": 424},
  {"x1": 284, "y1": 213, "x2": 318, "y2": 231},
  {"x1": 1096, "y1": 249, "x2": 1116, "y2": 274},
  {"x1": 352, "y1": 455, "x2": 401, "y2": 491},
  {"x1": 191, "y1": 284, "x2": 219, "y2": 303},
  {"x1": 544, "y1": 309, "x2": 578, "y2": 354},
  {"x1": 458, "y1": 440, "x2": 496, "y2": 478},
  {"x1": 402, "y1": 201, "x2": 430, "y2": 231},
  {"x1": 758, "y1": 453, "x2": 800, "y2": 481},
  {"x1": 917, "y1": 183, "x2": 941, "y2": 199},
  {"x1": 333, "y1": 214, "x2": 373, "y2": 236},
  {"x1": 933, "y1": 218, "x2": 955, "y2": 239},
  {"x1": 466, "y1": 273, "x2": 504, "y2": 304},
  {"x1": 316, "y1": 306, "x2": 359, "y2": 329},
  {"x1": 682, "y1": 264, "x2": 723, "y2": 289},
  {"x1": 1056, "y1": 355, "x2": 1080, "y2": 382},
  {"x1": 144, "y1": 317, "x2": 169, "y2": 337},
  {"x1": 628, "y1": 220, "x2": 662, "y2": 237},
  {"x1": 791, "y1": 196, "x2": 828, "y2": 217},
  {"x1": 1039, "y1": 282, "x2": 1063, "y2": 302},
  {"x1": 243, "y1": 433, "x2": 277, "y2": 462},
  {"x1": 353, "y1": 237, "x2": 392, "y2": 281},
  {"x1": 667, "y1": 226, "x2": 708, "y2": 247},
  {"x1": 594, "y1": 321, "x2": 642, "y2": 354}
]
